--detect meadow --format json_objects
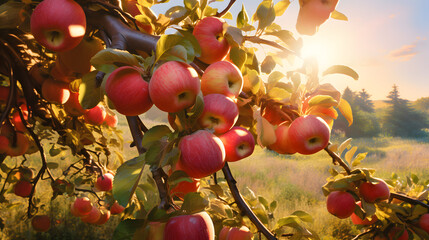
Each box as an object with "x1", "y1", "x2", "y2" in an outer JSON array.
[{"x1": 1, "y1": 114, "x2": 428, "y2": 239}]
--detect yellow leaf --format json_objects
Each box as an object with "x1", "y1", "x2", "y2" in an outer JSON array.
[
  {"x1": 338, "y1": 98, "x2": 353, "y2": 126},
  {"x1": 268, "y1": 87, "x2": 291, "y2": 101},
  {"x1": 331, "y1": 10, "x2": 348, "y2": 21},
  {"x1": 308, "y1": 95, "x2": 338, "y2": 108},
  {"x1": 253, "y1": 106, "x2": 276, "y2": 147}
]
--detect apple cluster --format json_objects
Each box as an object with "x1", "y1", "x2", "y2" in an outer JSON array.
[{"x1": 70, "y1": 196, "x2": 112, "y2": 225}]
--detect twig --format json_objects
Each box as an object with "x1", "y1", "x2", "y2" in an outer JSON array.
[
  {"x1": 243, "y1": 36, "x2": 297, "y2": 56},
  {"x1": 390, "y1": 193, "x2": 429, "y2": 210},
  {"x1": 324, "y1": 143, "x2": 351, "y2": 175},
  {"x1": 215, "y1": 0, "x2": 236, "y2": 18},
  {"x1": 75, "y1": 187, "x2": 103, "y2": 203},
  {"x1": 351, "y1": 229, "x2": 375, "y2": 240}
]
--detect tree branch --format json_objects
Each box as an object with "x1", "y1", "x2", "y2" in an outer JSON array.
[
  {"x1": 390, "y1": 193, "x2": 429, "y2": 210},
  {"x1": 324, "y1": 143, "x2": 351, "y2": 175},
  {"x1": 215, "y1": 0, "x2": 236, "y2": 18},
  {"x1": 243, "y1": 36, "x2": 297, "y2": 56}
]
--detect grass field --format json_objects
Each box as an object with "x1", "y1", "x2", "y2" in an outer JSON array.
[{"x1": 1, "y1": 114, "x2": 428, "y2": 239}]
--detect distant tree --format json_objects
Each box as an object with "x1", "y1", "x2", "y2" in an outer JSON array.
[
  {"x1": 355, "y1": 89, "x2": 374, "y2": 113},
  {"x1": 382, "y1": 85, "x2": 428, "y2": 137},
  {"x1": 414, "y1": 97, "x2": 429, "y2": 113}
]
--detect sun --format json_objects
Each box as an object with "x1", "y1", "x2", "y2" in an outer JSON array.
[{"x1": 299, "y1": 35, "x2": 343, "y2": 70}]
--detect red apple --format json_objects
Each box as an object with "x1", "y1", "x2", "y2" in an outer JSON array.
[
  {"x1": 84, "y1": 105, "x2": 107, "y2": 126},
  {"x1": 149, "y1": 61, "x2": 200, "y2": 113},
  {"x1": 95, "y1": 208, "x2": 111, "y2": 225},
  {"x1": 287, "y1": 115, "x2": 330, "y2": 155},
  {"x1": 95, "y1": 173, "x2": 114, "y2": 191},
  {"x1": 110, "y1": 201, "x2": 125, "y2": 215},
  {"x1": 14, "y1": 180, "x2": 33, "y2": 197},
  {"x1": 164, "y1": 212, "x2": 215, "y2": 240},
  {"x1": 0, "y1": 136, "x2": 9, "y2": 154},
  {"x1": 296, "y1": 0, "x2": 339, "y2": 36},
  {"x1": 31, "y1": 215, "x2": 51, "y2": 232},
  {"x1": 419, "y1": 213, "x2": 429, "y2": 234},
  {"x1": 170, "y1": 177, "x2": 200, "y2": 199},
  {"x1": 219, "y1": 126, "x2": 255, "y2": 162},
  {"x1": 81, "y1": 205, "x2": 101, "y2": 224},
  {"x1": 201, "y1": 61, "x2": 243, "y2": 99},
  {"x1": 262, "y1": 105, "x2": 290, "y2": 126},
  {"x1": 3, "y1": 133, "x2": 30, "y2": 157},
  {"x1": 64, "y1": 92, "x2": 88, "y2": 116},
  {"x1": 326, "y1": 191, "x2": 356, "y2": 219},
  {"x1": 105, "y1": 66, "x2": 153, "y2": 116},
  {"x1": 193, "y1": 17, "x2": 230, "y2": 64},
  {"x1": 11, "y1": 108, "x2": 28, "y2": 132},
  {"x1": 30, "y1": 0, "x2": 86, "y2": 52},
  {"x1": 50, "y1": 59, "x2": 74, "y2": 83},
  {"x1": 359, "y1": 178, "x2": 390, "y2": 203},
  {"x1": 226, "y1": 226, "x2": 252, "y2": 240},
  {"x1": 41, "y1": 78, "x2": 70, "y2": 104},
  {"x1": 198, "y1": 94, "x2": 239, "y2": 134},
  {"x1": 104, "y1": 113, "x2": 118, "y2": 127},
  {"x1": 73, "y1": 197, "x2": 93, "y2": 216},
  {"x1": 388, "y1": 227, "x2": 409, "y2": 240},
  {"x1": 268, "y1": 122, "x2": 297, "y2": 155},
  {"x1": 219, "y1": 226, "x2": 231, "y2": 240},
  {"x1": 0, "y1": 86, "x2": 10, "y2": 102},
  {"x1": 350, "y1": 201, "x2": 378, "y2": 225},
  {"x1": 178, "y1": 130, "x2": 225, "y2": 178}
]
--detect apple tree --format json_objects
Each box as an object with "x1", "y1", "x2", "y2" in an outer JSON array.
[{"x1": 0, "y1": 0, "x2": 428, "y2": 239}]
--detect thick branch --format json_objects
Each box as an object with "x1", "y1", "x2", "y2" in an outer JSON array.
[
  {"x1": 390, "y1": 193, "x2": 429, "y2": 210},
  {"x1": 222, "y1": 162, "x2": 277, "y2": 240},
  {"x1": 324, "y1": 144, "x2": 351, "y2": 175}
]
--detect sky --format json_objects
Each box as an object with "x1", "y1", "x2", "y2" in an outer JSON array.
[{"x1": 151, "y1": 0, "x2": 429, "y2": 100}]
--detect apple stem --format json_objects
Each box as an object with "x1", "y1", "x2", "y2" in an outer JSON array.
[{"x1": 222, "y1": 162, "x2": 278, "y2": 240}]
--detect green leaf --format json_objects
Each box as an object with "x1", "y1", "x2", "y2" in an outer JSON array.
[
  {"x1": 246, "y1": 69, "x2": 262, "y2": 95},
  {"x1": 268, "y1": 87, "x2": 291, "y2": 101},
  {"x1": 168, "y1": 170, "x2": 192, "y2": 188},
  {"x1": 46, "y1": 162, "x2": 59, "y2": 169},
  {"x1": 141, "y1": 125, "x2": 172, "y2": 149},
  {"x1": 91, "y1": 48, "x2": 140, "y2": 69},
  {"x1": 112, "y1": 219, "x2": 146, "y2": 240},
  {"x1": 411, "y1": 174, "x2": 419, "y2": 184},
  {"x1": 322, "y1": 65, "x2": 359, "y2": 80},
  {"x1": 253, "y1": 0, "x2": 276, "y2": 31},
  {"x1": 275, "y1": 216, "x2": 301, "y2": 229},
  {"x1": 261, "y1": 56, "x2": 276, "y2": 74},
  {"x1": 258, "y1": 196, "x2": 269, "y2": 210},
  {"x1": 352, "y1": 152, "x2": 367, "y2": 167},
  {"x1": 237, "y1": 4, "x2": 249, "y2": 29},
  {"x1": 112, "y1": 154, "x2": 146, "y2": 208},
  {"x1": 181, "y1": 192, "x2": 209, "y2": 214},
  {"x1": 165, "y1": 6, "x2": 189, "y2": 25},
  {"x1": 267, "y1": 71, "x2": 285, "y2": 90},
  {"x1": 229, "y1": 47, "x2": 247, "y2": 70},
  {"x1": 292, "y1": 210, "x2": 313, "y2": 223},
  {"x1": 274, "y1": 0, "x2": 290, "y2": 16},
  {"x1": 177, "y1": 29, "x2": 201, "y2": 58},
  {"x1": 331, "y1": 10, "x2": 348, "y2": 21},
  {"x1": 78, "y1": 71, "x2": 104, "y2": 110},
  {"x1": 155, "y1": 34, "x2": 184, "y2": 62},
  {"x1": 269, "y1": 200, "x2": 277, "y2": 212}
]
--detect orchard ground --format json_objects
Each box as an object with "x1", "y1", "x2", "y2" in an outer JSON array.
[{"x1": 1, "y1": 112, "x2": 428, "y2": 240}]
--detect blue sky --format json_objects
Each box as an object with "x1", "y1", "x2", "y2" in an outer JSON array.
[{"x1": 151, "y1": 0, "x2": 429, "y2": 100}]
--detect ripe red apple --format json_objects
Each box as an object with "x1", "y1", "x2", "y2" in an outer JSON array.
[
  {"x1": 193, "y1": 17, "x2": 230, "y2": 64},
  {"x1": 30, "y1": 0, "x2": 86, "y2": 52},
  {"x1": 219, "y1": 126, "x2": 255, "y2": 162},
  {"x1": 95, "y1": 208, "x2": 111, "y2": 225},
  {"x1": 41, "y1": 78, "x2": 70, "y2": 104},
  {"x1": 350, "y1": 201, "x2": 378, "y2": 225},
  {"x1": 178, "y1": 130, "x2": 225, "y2": 178},
  {"x1": 198, "y1": 94, "x2": 239, "y2": 134},
  {"x1": 73, "y1": 197, "x2": 93, "y2": 216},
  {"x1": 95, "y1": 173, "x2": 114, "y2": 191},
  {"x1": 3, "y1": 133, "x2": 30, "y2": 157},
  {"x1": 105, "y1": 66, "x2": 153, "y2": 116},
  {"x1": 110, "y1": 201, "x2": 125, "y2": 215},
  {"x1": 64, "y1": 92, "x2": 88, "y2": 116},
  {"x1": 0, "y1": 86, "x2": 11, "y2": 102},
  {"x1": 388, "y1": 227, "x2": 409, "y2": 240},
  {"x1": 31, "y1": 215, "x2": 51, "y2": 232},
  {"x1": 419, "y1": 213, "x2": 429, "y2": 234},
  {"x1": 11, "y1": 107, "x2": 28, "y2": 132},
  {"x1": 226, "y1": 226, "x2": 253, "y2": 240},
  {"x1": 326, "y1": 191, "x2": 356, "y2": 219},
  {"x1": 201, "y1": 61, "x2": 243, "y2": 99},
  {"x1": 262, "y1": 105, "x2": 290, "y2": 126},
  {"x1": 219, "y1": 226, "x2": 231, "y2": 240},
  {"x1": 14, "y1": 180, "x2": 33, "y2": 197},
  {"x1": 170, "y1": 178, "x2": 200, "y2": 199},
  {"x1": 81, "y1": 205, "x2": 101, "y2": 224},
  {"x1": 149, "y1": 61, "x2": 200, "y2": 113},
  {"x1": 296, "y1": 0, "x2": 339, "y2": 36},
  {"x1": 164, "y1": 212, "x2": 215, "y2": 240},
  {"x1": 268, "y1": 122, "x2": 297, "y2": 155},
  {"x1": 287, "y1": 115, "x2": 330, "y2": 155},
  {"x1": 84, "y1": 105, "x2": 107, "y2": 126},
  {"x1": 359, "y1": 178, "x2": 390, "y2": 203},
  {"x1": 104, "y1": 113, "x2": 118, "y2": 127}
]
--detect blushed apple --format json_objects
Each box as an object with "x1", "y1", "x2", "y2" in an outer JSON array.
[
  {"x1": 95, "y1": 208, "x2": 111, "y2": 225},
  {"x1": 419, "y1": 213, "x2": 429, "y2": 234},
  {"x1": 226, "y1": 226, "x2": 253, "y2": 240},
  {"x1": 296, "y1": 0, "x2": 339, "y2": 36},
  {"x1": 95, "y1": 173, "x2": 114, "y2": 191},
  {"x1": 350, "y1": 201, "x2": 378, "y2": 225},
  {"x1": 14, "y1": 180, "x2": 33, "y2": 197},
  {"x1": 110, "y1": 201, "x2": 125, "y2": 215},
  {"x1": 170, "y1": 177, "x2": 200, "y2": 199},
  {"x1": 198, "y1": 94, "x2": 239, "y2": 134},
  {"x1": 268, "y1": 122, "x2": 297, "y2": 155},
  {"x1": 219, "y1": 126, "x2": 255, "y2": 162},
  {"x1": 73, "y1": 197, "x2": 93, "y2": 216},
  {"x1": 84, "y1": 105, "x2": 107, "y2": 126},
  {"x1": 326, "y1": 191, "x2": 356, "y2": 219},
  {"x1": 31, "y1": 215, "x2": 51, "y2": 232},
  {"x1": 359, "y1": 178, "x2": 390, "y2": 203},
  {"x1": 104, "y1": 113, "x2": 118, "y2": 128},
  {"x1": 164, "y1": 212, "x2": 215, "y2": 240},
  {"x1": 41, "y1": 78, "x2": 70, "y2": 104},
  {"x1": 201, "y1": 61, "x2": 243, "y2": 99},
  {"x1": 80, "y1": 205, "x2": 101, "y2": 224}
]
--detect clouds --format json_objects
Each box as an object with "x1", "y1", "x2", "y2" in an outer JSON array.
[{"x1": 388, "y1": 38, "x2": 426, "y2": 62}]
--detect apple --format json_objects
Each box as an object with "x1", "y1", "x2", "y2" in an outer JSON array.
[
  {"x1": 296, "y1": 0, "x2": 339, "y2": 36},
  {"x1": 11, "y1": 107, "x2": 28, "y2": 132},
  {"x1": 219, "y1": 226, "x2": 231, "y2": 240},
  {"x1": 95, "y1": 208, "x2": 111, "y2": 225},
  {"x1": 73, "y1": 197, "x2": 93, "y2": 216},
  {"x1": 388, "y1": 227, "x2": 409, "y2": 240},
  {"x1": 41, "y1": 78, "x2": 70, "y2": 104},
  {"x1": 164, "y1": 212, "x2": 215, "y2": 240},
  {"x1": 30, "y1": 0, "x2": 86, "y2": 52},
  {"x1": 105, "y1": 66, "x2": 153, "y2": 116},
  {"x1": 198, "y1": 94, "x2": 239, "y2": 134},
  {"x1": 110, "y1": 201, "x2": 125, "y2": 215},
  {"x1": 64, "y1": 92, "x2": 88, "y2": 116},
  {"x1": 148, "y1": 222, "x2": 166, "y2": 240},
  {"x1": 121, "y1": 0, "x2": 153, "y2": 34},
  {"x1": 31, "y1": 215, "x2": 51, "y2": 232},
  {"x1": 178, "y1": 130, "x2": 225, "y2": 178},
  {"x1": 193, "y1": 17, "x2": 230, "y2": 64},
  {"x1": 226, "y1": 226, "x2": 253, "y2": 240},
  {"x1": 326, "y1": 191, "x2": 356, "y2": 219},
  {"x1": 350, "y1": 201, "x2": 378, "y2": 225},
  {"x1": 419, "y1": 213, "x2": 429, "y2": 234},
  {"x1": 3, "y1": 132, "x2": 30, "y2": 157},
  {"x1": 219, "y1": 126, "x2": 255, "y2": 162},
  {"x1": 104, "y1": 113, "x2": 118, "y2": 127},
  {"x1": 287, "y1": 115, "x2": 330, "y2": 155},
  {"x1": 359, "y1": 178, "x2": 390, "y2": 203},
  {"x1": 170, "y1": 177, "x2": 200, "y2": 199},
  {"x1": 149, "y1": 61, "x2": 200, "y2": 113},
  {"x1": 262, "y1": 105, "x2": 291, "y2": 126},
  {"x1": 95, "y1": 173, "x2": 114, "y2": 191},
  {"x1": 84, "y1": 105, "x2": 107, "y2": 126},
  {"x1": 14, "y1": 180, "x2": 33, "y2": 197},
  {"x1": 268, "y1": 122, "x2": 297, "y2": 155},
  {"x1": 200, "y1": 61, "x2": 243, "y2": 99},
  {"x1": 57, "y1": 37, "x2": 104, "y2": 76},
  {"x1": 50, "y1": 59, "x2": 74, "y2": 83},
  {"x1": 81, "y1": 205, "x2": 101, "y2": 224},
  {"x1": 0, "y1": 86, "x2": 10, "y2": 102}
]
